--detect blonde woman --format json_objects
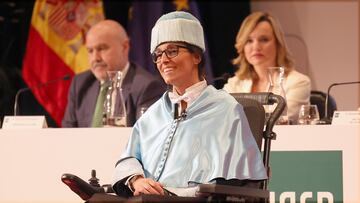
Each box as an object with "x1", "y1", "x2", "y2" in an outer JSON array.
[{"x1": 224, "y1": 11, "x2": 311, "y2": 123}]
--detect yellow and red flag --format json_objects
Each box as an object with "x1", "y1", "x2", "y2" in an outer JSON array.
[{"x1": 22, "y1": 0, "x2": 104, "y2": 126}]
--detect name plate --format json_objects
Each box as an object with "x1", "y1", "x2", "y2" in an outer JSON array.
[
  {"x1": 2, "y1": 116, "x2": 48, "y2": 129},
  {"x1": 331, "y1": 111, "x2": 360, "y2": 125}
]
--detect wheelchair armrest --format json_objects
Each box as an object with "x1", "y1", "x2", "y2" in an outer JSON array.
[
  {"x1": 197, "y1": 184, "x2": 269, "y2": 199},
  {"x1": 61, "y1": 173, "x2": 105, "y2": 200},
  {"x1": 88, "y1": 193, "x2": 207, "y2": 203}
]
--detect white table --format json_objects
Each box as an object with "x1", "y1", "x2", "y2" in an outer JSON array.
[
  {"x1": 270, "y1": 125, "x2": 359, "y2": 203},
  {"x1": 0, "y1": 125, "x2": 359, "y2": 203}
]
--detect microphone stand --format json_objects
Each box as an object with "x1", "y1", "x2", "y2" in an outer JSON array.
[
  {"x1": 13, "y1": 74, "x2": 71, "y2": 116},
  {"x1": 211, "y1": 73, "x2": 232, "y2": 88},
  {"x1": 14, "y1": 87, "x2": 30, "y2": 116},
  {"x1": 320, "y1": 81, "x2": 360, "y2": 124}
]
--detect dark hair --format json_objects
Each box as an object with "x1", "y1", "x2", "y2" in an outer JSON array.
[{"x1": 183, "y1": 43, "x2": 206, "y2": 80}]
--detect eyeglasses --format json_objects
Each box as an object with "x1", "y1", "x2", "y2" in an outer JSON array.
[{"x1": 151, "y1": 44, "x2": 189, "y2": 63}]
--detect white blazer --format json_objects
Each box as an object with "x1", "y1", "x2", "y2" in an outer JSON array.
[{"x1": 223, "y1": 70, "x2": 311, "y2": 123}]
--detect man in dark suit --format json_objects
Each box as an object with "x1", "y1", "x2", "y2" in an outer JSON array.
[{"x1": 62, "y1": 20, "x2": 166, "y2": 127}]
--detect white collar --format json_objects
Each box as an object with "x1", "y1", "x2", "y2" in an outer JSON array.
[{"x1": 168, "y1": 80, "x2": 207, "y2": 106}]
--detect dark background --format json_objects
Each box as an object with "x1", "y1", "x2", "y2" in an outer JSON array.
[{"x1": 0, "y1": 1, "x2": 250, "y2": 126}]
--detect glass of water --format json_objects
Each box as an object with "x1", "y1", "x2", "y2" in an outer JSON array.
[{"x1": 298, "y1": 104, "x2": 320, "y2": 125}]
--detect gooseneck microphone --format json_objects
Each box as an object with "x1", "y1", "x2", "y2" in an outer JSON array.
[
  {"x1": 321, "y1": 81, "x2": 360, "y2": 124},
  {"x1": 14, "y1": 74, "x2": 71, "y2": 116},
  {"x1": 211, "y1": 73, "x2": 231, "y2": 83}
]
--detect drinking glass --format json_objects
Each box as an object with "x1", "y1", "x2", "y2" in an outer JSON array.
[{"x1": 298, "y1": 104, "x2": 320, "y2": 125}]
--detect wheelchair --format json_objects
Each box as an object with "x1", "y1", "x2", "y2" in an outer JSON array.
[{"x1": 62, "y1": 92, "x2": 286, "y2": 203}]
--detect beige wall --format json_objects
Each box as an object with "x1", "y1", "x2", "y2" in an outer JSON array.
[{"x1": 251, "y1": 0, "x2": 359, "y2": 111}]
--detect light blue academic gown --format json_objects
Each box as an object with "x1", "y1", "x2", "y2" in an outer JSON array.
[{"x1": 113, "y1": 85, "x2": 267, "y2": 189}]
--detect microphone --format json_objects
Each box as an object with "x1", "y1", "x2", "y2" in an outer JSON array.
[
  {"x1": 14, "y1": 74, "x2": 71, "y2": 116},
  {"x1": 211, "y1": 73, "x2": 231, "y2": 83},
  {"x1": 321, "y1": 81, "x2": 360, "y2": 124},
  {"x1": 173, "y1": 103, "x2": 179, "y2": 119}
]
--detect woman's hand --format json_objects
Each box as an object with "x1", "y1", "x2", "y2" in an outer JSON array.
[{"x1": 132, "y1": 177, "x2": 165, "y2": 196}]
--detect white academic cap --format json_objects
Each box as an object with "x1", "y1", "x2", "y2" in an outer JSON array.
[{"x1": 150, "y1": 11, "x2": 205, "y2": 53}]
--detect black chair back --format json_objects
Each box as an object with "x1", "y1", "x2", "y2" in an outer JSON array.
[
  {"x1": 195, "y1": 93, "x2": 285, "y2": 202},
  {"x1": 231, "y1": 97, "x2": 265, "y2": 149},
  {"x1": 230, "y1": 92, "x2": 285, "y2": 190},
  {"x1": 310, "y1": 90, "x2": 337, "y2": 119}
]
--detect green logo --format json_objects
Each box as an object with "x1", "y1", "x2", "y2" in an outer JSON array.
[{"x1": 268, "y1": 151, "x2": 343, "y2": 203}]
